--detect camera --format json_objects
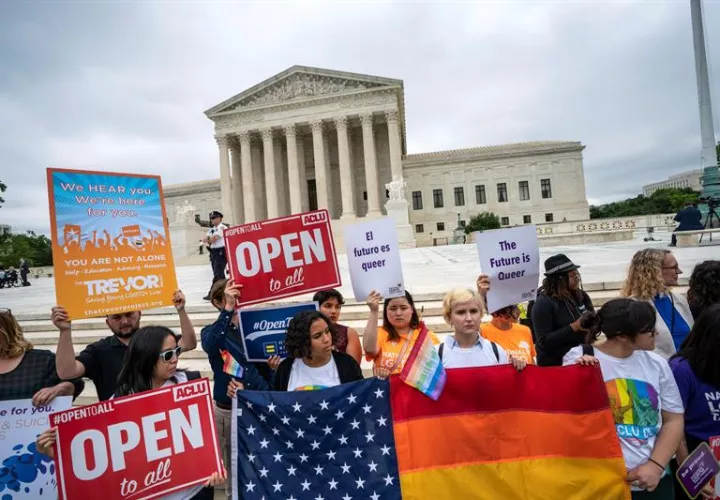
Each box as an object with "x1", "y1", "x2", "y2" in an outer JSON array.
[{"x1": 699, "y1": 196, "x2": 719, "y2": 209}]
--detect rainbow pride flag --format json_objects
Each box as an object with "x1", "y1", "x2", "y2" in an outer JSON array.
[
  {"x1": 399, "y1": 322, "x2": 446, "y2": 400},
  {"x1": 391, "y1": 364, "x2": 630, "y2": 499},
  {"x1": 221, "y1": 350, "x2": 244, "y2": 379}
]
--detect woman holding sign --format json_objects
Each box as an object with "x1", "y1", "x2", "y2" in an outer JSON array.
[
  {"x1": 363, "y1": 291, "x2": 441, "y2": 375},
  {"x1": 37, "y1": 326, "x2": 226, "y2": 499}
]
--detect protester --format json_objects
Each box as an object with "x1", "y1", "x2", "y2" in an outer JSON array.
[
  {"x1": 0, "y1": 308, "x2": 83, "y2": 402},
  {"x1": 438, "y1": 288, "x2": 526, "y2": 370},
  {"x1": 201, "y1": 279, "x2": 272, "y2": 500},
  {"x1": 686, "y1": 260, "x2": 720, "y2": 320},
  {"x1": 670, "y1": 304, "x2": 720, "y2": 500},
  {"x1": 669, "y1": 202, "x2": 703, "y2": 247},
  {"x1": 312, "y1": 289, "x2": 362, "y2": 363},
  {"x1": 564, "y1": 298, "x2": 684, "y2": 499},
  {"x1": 19, "y1": 258, "x2": 30, "y2": 287},
  {"x1": 531, "y1": 254, "x2": 594, "y2": 366},
  {"x1": 37, "y1": 325, "x2": 226, "y2": 500},
  {"x1": 52, "y1": 290, "x2": 197, "y2": 401},
  {"x1": 273, "y1": 310, "x2": 363, "y2": 391},
  {"x1": 481, "y1": 304, "x2": 536, "y2": 364},
  {"x1": 363, "y1": 290, "x2": 439, "y2": 375},
  {"x1": 202, "y1": 210, "x2": 228, "y2": 301},
  {"x1": 621, "y1": 249, "x2": 693, "y2": 358}
]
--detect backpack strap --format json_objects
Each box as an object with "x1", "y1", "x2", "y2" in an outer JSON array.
[
  {"x1": 581, "y1": 344, "x2": 594, "y2": 356},
  {"x1": 438, "y1": 343, "x2": 444, "y2": 361},
  {"x1": 490, "y1": 342, "x2": 499, "y2": 362}
]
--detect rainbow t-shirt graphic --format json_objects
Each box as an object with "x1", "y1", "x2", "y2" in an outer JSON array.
[{"x1": 605, "y1": 378, "x2": 659, "y2": 441}]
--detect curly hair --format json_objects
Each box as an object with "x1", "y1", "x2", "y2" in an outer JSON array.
[
  {"x1": 687, "y1": 260, "x2": 720, "y2": 319},
  {"x1": 285, "y1": 310, "x2": 336, "y2": 360},
  {"x1": 0, "y1": 310, "x2": 32, "y2": 358},
  {"x1": 621, "y1": 249, "x2": 671, "y2": 300}
]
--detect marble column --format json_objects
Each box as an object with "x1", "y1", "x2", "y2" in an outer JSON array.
[
  {"x1": 334, "y1": 116, "x2": 356, "y2": 219},
  {"x1": 284, "y1": 124, "x2": 303, "y2": 214},
  {"x1": 323, "y1": 128, "x2": 335, "y2": 217},
  {"x1": 215, "y1": 135, "x2": 233, "y2": 220},
  {"x1": 230, "y1": 138, "x2": 243, "y2": 224},
  {"x1": 298, "y1": 135, "x2": 309, "y2": 212},
  {"x1": 274, "y1": 137, "x2": 287, "y2": 216},
  {"x1": 251, "y1": 137, "x2": 266, "y2": 220},
  {"x1": 239, "y1": 131, "x2": 255, "y2": 222},
  {"x1": 310, "y1": 119, "x2": 329, "y2": 211},
  {"x1": 360, "y1": 113, "x2": 381, "y2": 217},
  {"x1": 385, "y1": 110, "x2": 403, "y2": 181},
  {"x1": 261, "y1": 128, "x2": 279, "y2": 219}
]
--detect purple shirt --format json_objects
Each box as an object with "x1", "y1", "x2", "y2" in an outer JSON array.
[{"x1": 670, "y1": 357, "x2": 720, "y2": 441}]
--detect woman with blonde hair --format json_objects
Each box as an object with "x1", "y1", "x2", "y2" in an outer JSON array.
[
  {"x1": 0, "y1": 308, "x2": 83, "y2": 403},
  {"x1": 622, "y1": 249, "x2": 693, "y2": 359},
  {"x1": 438, "y1": 288, "x2": 526, "y2": 370}
]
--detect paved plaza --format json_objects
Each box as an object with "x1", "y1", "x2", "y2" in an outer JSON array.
[{"x1": 1, "y1": 236, "x2": 717, "y2": 316}]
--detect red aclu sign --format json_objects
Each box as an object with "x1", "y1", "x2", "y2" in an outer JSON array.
[
  {"x1": 225, "y1": 209, "x2": 341, "y2": 306},
  {"x1": 50, "y1": 379, "x2": 222, "y2": 500}
]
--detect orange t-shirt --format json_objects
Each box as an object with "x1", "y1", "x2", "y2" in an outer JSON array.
[
  {"x1": 481, "y1": 322, "x2": 536, "y2": 364},
  {"x1": 366, "y1": 327, "x2": 440, "y2": 375}
]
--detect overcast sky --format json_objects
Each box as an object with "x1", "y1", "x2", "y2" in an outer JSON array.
[{"x1": 1, "y1": 0, "x2": 719, "y2": 234}]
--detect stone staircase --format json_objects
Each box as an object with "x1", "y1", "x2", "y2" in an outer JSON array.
[{"x1": 15, "y1": 280, "x2": 687, "y2": 406}]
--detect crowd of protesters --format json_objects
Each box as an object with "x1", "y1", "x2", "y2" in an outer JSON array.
[{"x1": 1, "y1": 248, "x2": 720, "y2": 499}]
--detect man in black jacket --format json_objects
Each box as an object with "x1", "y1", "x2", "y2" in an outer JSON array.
[{"x1": 530, "y1": 254, "x2": 594, "y2": 366}]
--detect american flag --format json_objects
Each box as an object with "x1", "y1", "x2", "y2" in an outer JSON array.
[{"x1": 232, "y1": 378, "x2": 401, "y2": 500}]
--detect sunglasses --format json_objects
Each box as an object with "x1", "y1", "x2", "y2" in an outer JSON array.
[{"x1": 159, "y1": 346, "x2": 182, "y2": 362}]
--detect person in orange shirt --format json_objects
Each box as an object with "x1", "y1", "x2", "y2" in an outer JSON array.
[
  {"x1": 363, "y1": 290, "x2": 440, "y2": 375},
  {"x1": 481, "y1": 304, "x2": 537, "y2": 364}
]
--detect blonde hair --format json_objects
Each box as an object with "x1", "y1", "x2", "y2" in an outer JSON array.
[
  {"x1": 621, "y1": 249, "x2": 672, "y2": 300},
  {"x1": 0, "y1": 311, "x2": 32, "y2": 358},
  {"x1": 442, "y1": 288, "x2": 484, "y2": 323}
]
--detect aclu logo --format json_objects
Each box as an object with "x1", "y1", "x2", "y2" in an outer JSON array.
[
  {"x1": 302, "y1": 211, "x2": 327, "y2": 226},
  {"x1": 83, "y1": 275, "x2": 162, "y2": 296},
  {"x1": 173, "y1": 380, "x2": 208, "y2": 402}
]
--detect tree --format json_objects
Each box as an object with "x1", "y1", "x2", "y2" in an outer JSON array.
[
  {"x1": 0, "y1": 180, "x2": 5, "y2": 207},
  {"x1": 465, "y1": 212, "x2": 501, "y2": 234},
  {"x1": 589, "y1": 187, "x2": 700, "y2": 219},
  {"x1": 0, "y1": 230, "x2": 53, "y2": 267}
]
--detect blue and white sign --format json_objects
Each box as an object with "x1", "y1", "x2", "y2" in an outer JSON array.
[
  {"x1": 238, "y1": 302, "x2": 318, "y2": 362},
  {"x1": 0, "y1": 397, "x2": 72, "y2": 499}
]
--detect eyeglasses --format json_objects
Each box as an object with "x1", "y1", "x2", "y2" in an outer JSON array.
[{"x1": 159, "y1": 346, "x2": 182, "y2": 362}]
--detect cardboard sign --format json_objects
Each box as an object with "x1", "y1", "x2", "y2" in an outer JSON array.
[
  {"x1": 344, "y1": 217, "x2": 405, "y2": 301},
  {"x1": 51, "y1": 379, "x2": 221, "y2": 500},
  {"x1": 239, "y1": 302, "x2": 319, "y2": 362},
  {"x1": 224, "y1": 209, "x2": 341, "y2": 306},
  {"x1": 47, "y1": 168, "x2": 178, "y2": 319},
  {"x1": 475, "y1": 225, "x2": 540, "y2": 313},
  {"x1": 0, "y1": 397, "x2": 72, "y2": 499},
  {"x1": 710, "y1": 436, "x2": 720, "y2": 499},
  {"x1": 677, "y1": 442, "x2": 720, "y2": 499}
]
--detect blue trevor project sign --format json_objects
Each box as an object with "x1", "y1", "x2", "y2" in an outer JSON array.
[{"x1": 238, "y1": 302, "x2": 318, "y2": 362}]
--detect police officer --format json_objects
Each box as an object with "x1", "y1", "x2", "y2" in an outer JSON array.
[{"x1": 203, "y1": 211, "x2": 228, "y2": 301}]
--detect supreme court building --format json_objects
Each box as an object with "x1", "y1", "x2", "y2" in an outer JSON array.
[{"x1": 164, "y1": 66, "x2": 590, "y2": 246}]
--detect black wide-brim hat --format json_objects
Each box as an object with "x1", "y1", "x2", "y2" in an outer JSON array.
[
  {"x1": 544, "y1": 253, "x2": 581, "y2": 276},
  {"x1": 209, "y1": 211, "x2": 223, "y2": 219}
]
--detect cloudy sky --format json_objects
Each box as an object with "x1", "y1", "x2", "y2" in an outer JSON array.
[{"x1": 1, "y1": 0, "x2": 719, "y2": 234}]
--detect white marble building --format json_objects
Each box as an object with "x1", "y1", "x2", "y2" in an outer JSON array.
[
  {"x1": 642, "y1": 169, "x2": 704, "y2": 196},
  {"x1": 164, "y1": 66, "x2": 590, "y2": 248}
]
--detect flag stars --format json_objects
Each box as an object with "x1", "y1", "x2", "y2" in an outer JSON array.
[
  {"x1": 362, "y1": 404, "x2": 372, "y2": 414},
  {"x1": 296, "y1": 428, "x2": 305, "y2": 439},
  {"x1": 247, "y1": 453, "x2": 256, "y2": 462},
  {"x1": 314, "y1": 464, "x2": 324, "y2": 476},
  {"x1": 258, "y1": 414, "x2": 267, "y2": 423},
  {"x1": 338, "y1": 435, "x2": 349, "y2": 445},
  {"x1": 376, "y1": 416, "x2": 387, "y2": 427},
  {"x1": 315, "y1": 495, "x2": 325, "y2": 500},
  {"x1": 301, "y1": 479, "x2": 311, "y2": 491},
  {"x1": 370, "y1": 492, "x2": 381, "y2": 500},
  {"x1": 322, "y1": 425, "x2": 333, "y2": 435},
  {"x1": 273, "y1": 451, "x2": 283, "y2": 463},
  {"x1": 307, "y1": 414, "x2": 317, "y2": 424},
  {"x1": 374, "y1": 387, "x2": 384, "y2": 398},
  {"x1": 299, "y1": 454, "x2": 309, "y2": 463},
  {"x1": 310, "y1": 440, "x2": 321, "y2": 450},
  {"x1": 285, "y1": 440, "x2": 294, "y2": 449},
  {"x1": 267, "y1": 402, "x2": 276, "y2": 413},
  {"x1": 281, "y1": 416, "x2": 291, "y2": 425},
  {"x1": 292, "y1": 402, "x2": 302, "y2": 412},
  {"x1": 259, "y1": 438, "x2": 269, "y2": 449},
  {"x1": 245, "y1": 401, "x2": 253, "y2": 409},
  {"x1": 272, "y1": 481, "x2": 283, "y2": 492},
  {"x1": 353, "y1": 447, "x2": 363, "y2": 458},
  {"x1": 245, "y1": 481, "x2": 256, "y2": 492},
  {"x1": 368, "y1": 460, "x2": 378, "y2": 472},
  {"x1": 347, "y1": 393, "x2": 357, "y2": 404},
  {"x1": 341, "y1": 463, "x2": 352, "y2": 474},
  {"x1": 365, "y1": 432, "x2": 375, "y2": 443},
  {"x1": 326, "y1": 450, "x2": 336, "y2": 460},
  {"x1": 328, "y1": 478, "x2": 339, "y2": 490},
  {"x1": 258, "y1": 467, "x2": 269, "y2": 478},
  {"x1": 272, "y1": 427, "x2": 280, "y2": 436},
  {"x1": 335, "y1": 409, "x2": 345, "y2": 420},
  {"x1": 342, "y1": 495, "x2": 352, "y2": 500},
  {"x1": 319, "y1": 400, "x2": 330, "y2": 410},
  {"x1": 384, "y1": 474, "x2": 395, "y2": 486},
  {"x1": 286, "y1": 465, "x2": 297, "y2": 476},
  {"x1": 246, "y1": 425, "x2": 256, "y2": 436},
  {"x1": 355, "y1": 477, "x2": 366, "y2": 489},
  {"x1": 350, "y1": 419, "x2": 360, "y2": 430},
  {"x1": 380, "y1": 445, "x2": 392, "y2": 456}
]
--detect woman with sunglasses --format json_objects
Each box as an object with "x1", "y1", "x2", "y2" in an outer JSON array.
[
  {"x1": 621, "y1": 249, "x2": 693, "y2": 359},
  {"x1": 563, "y1": 298, "x2": 684, "y2": 499},
  {"x1": 37, "y1": 326, "x2": 226, "y2": 499}
]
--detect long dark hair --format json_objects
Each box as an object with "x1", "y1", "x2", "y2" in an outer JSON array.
[
  {"x1": 674, "y1": 304, "x2": 720, "y2": 389},
  {"x1": 285, "y1": 310, "x2": 336, "y2": 360},
  {"x1": 687, "y1": 260, "x2": 720, "y2": 319},
  {"x1": 116, "y1": 326, "x2": 178, "y2": 396},
  {"x1": 383, "y1": 291, "x2": 420, "y2": 342},
  {"x1": 582, "y1": 298, "x2": 656, "y2": 344}
]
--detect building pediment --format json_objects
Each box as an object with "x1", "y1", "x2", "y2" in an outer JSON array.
[{"x1": 205, "y1": 66, "x2": 402, "y2": 117}]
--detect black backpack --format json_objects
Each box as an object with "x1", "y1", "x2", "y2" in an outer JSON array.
[{"x1": 438, "y1": 341, "x2": 500, "y2": 362}]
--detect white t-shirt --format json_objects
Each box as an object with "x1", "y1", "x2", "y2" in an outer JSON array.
[
  {"x1": 563, "y1": 346, "x2": 684, "y2": 482},
  {"x1": 438, "y1": 335, "x2": 509, "y2": 369},
  {"x1": 206, "y1": 223, "x2": 227, "y2": 249},
  {"x1": 113, "y1": 372, "x2": 206, "y2": 500},
  {"x1": 287, "y1": 356, "x2": 341, "y2": 391}
]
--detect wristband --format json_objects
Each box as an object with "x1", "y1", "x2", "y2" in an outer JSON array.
[{"x1": 647, "y1": 458, "x2": 665, "y2": 471}]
